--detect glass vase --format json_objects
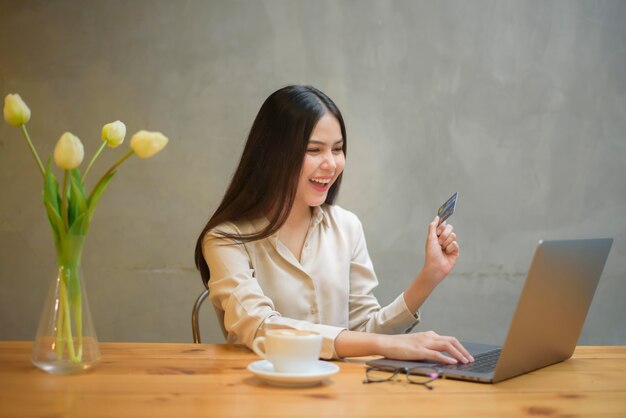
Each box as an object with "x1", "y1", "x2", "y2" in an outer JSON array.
[{"x1": 31, "y1": 236, "x2": 100, "y2": 374}]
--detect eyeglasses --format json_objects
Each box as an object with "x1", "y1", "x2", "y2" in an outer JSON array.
[{"x1": 363, "y1": 366, "x2": 440, "y2": 390}]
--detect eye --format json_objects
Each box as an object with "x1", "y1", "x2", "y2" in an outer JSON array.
[
  {"x1": 307, "y1": 148, "x2": 321, "y2": 154},
  {"x1": 332, "y1": 147, "x2": 343, "y2": 154}
]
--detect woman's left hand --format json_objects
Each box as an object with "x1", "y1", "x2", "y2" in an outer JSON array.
[
  {"x1": 402, "y1": 216, "x2": 460, "y2": 313},
  {"x1": 423, "y1": 216, "x2": 459, "y2": 282}
]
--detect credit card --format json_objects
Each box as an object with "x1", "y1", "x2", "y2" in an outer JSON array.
[{"x1": 437, "y1": 192, "x2": 458, "y2": 225}]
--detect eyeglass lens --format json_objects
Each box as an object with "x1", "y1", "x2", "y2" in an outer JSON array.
[{"x1": 364, "y1": 367, "x2": 438, "y2": 387}]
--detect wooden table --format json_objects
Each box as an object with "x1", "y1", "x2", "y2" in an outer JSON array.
[{"x1": 0, "y1": 342, "x2": 625, "y2": 417}]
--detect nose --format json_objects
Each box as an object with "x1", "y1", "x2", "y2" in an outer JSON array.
[{"x1": 320, "y1": 150, "x2": 337, "y2": 171}]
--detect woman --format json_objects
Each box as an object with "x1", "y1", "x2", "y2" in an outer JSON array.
[{"x1": 195, "y1": 85, "x2": 472, "y2": 364}]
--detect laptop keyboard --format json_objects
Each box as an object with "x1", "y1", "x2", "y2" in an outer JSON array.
[{"x1": 443, "y1": 348, "x2": 502, "y2": 373}]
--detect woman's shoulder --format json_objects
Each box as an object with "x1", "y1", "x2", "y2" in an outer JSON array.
[
  {"x1": 205, "y1": 217, "x2": 266, "y2": 241},
  {"x1": 323, "y1": 204, "x2": 363, "y2": 230}
]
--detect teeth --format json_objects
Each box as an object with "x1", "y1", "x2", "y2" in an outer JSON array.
[{"x1": 311, "y1": 178, "x2": 331, "y2": 184}]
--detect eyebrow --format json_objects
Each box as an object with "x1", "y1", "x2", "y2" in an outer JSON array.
[{"x1": 308, "y1": 139, "x2": 344, "y2": 146}]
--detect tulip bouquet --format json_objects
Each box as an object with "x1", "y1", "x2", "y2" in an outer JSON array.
[{"x1": 4, "y1": 93, "x2": 168, "y2": 371}]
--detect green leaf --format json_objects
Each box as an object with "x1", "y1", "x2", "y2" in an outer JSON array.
[
  {"x1": 71, "y1": 169, "x2": 87, "y2": 203},
  {"x1": 58, "y1": 234, "x2": 85, "y2": 305},
  {"x1": 87, "y1": 171, "x2": 116, "y2": 221},
  {"x1": 68, "y1": 169, "x2": 88, "y2": 229},
  {"x1": 68, "y1": 212, "x2": 89, "y2": 236},
  {"x1": 44, "y1": 201, "x2": 64, "y2": 251},
  {"x1": 43, "y1": 161, "x2": 65, "y2": 255},
  {"x1": 43, "y1": 160, "x2": 61, "y2": 215}
]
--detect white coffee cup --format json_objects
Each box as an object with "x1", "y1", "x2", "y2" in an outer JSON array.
[{"x1": 252, "y1": 329, "x2": 323, "y2": 374}]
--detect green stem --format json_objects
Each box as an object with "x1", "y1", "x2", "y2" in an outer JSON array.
[
  {"x1": 73, "y1": 279, "x2": 83, "y2": 360},
  {"x1": 61, "y1": 171, "x2": 69, "y2": 231},
  {"x1": 82, "y1": 141, "x2": 107, "y2": 182},
  {"x1": 20, "y1": 124, "x2": 45, "y2": 177},
  {"x1": 54, "y1": 277, "x2": 65, "y2": 358},
  {"x1": 59, "y1": 274, "x2": 78, "y2": 362},
  {"x1": 55, "y1": 237, "x2": 85, "y2": 363},
  {"x1": 89, "y1": 150, "x2": 134, "y2": 201}
]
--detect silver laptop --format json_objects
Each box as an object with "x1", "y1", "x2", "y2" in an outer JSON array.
[{"x1": 367, "y1": 238, "x2": 613, "y2": 383}]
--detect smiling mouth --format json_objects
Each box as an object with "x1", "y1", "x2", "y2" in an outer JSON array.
[
  {"x1": 310, "y1": 178, "x2": 331, "y2": 184},
  {"x1": 309, "y1": 177, "x2": 332, "y2": 190}
]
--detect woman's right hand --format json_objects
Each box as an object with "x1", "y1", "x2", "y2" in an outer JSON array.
[
  {"x1": 334, "y1": 330, "x2": 474, "y2": 363},
  {"x1": 376, "y1": 331, "x2": 474, "y2": 364}
]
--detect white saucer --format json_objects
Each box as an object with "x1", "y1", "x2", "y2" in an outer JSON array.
[{"x1": 247, "y1": 360, "x2": 340, "y2": 387}]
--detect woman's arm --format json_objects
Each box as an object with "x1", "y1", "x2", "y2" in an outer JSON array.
[
  {"x1": 344, "y1": 211, "x2": 459, "y2": 335},
  {"x1": 402, "y1": 216, "x2": 459, "y2": 313},
  {"x1": 203, "y1": 225, "x2": 347, "y2": 359},
  {"x1": 334, "y1": 329, "x2": 473, "y2": 364},
  {"x1": 336, "y1": 215, "x2": 471, "y2": 364}
]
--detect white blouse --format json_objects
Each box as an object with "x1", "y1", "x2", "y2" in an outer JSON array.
[{"x1": 202, "y1": 204, "x2": 420, "y2": 359}]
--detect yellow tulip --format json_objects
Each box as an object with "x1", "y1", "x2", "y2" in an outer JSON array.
[
  {"x1": 3, "y1": 94, "x2": 31, "y2": 127},
  {"x1": 54, "y1": 132, "x2": 84, "y2": 169},
  {"x1": 101, "y1": 120, "x2": 126, "y2": 148},
  {"x1": 129, "y1": 130, "x2": 169, "y2": 159}
]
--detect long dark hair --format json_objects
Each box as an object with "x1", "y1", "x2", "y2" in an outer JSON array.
[{"x1": 194, "y1": 85, "x2": 347, "y2": 286}]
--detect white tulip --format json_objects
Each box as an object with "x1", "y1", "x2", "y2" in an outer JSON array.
[
  {"x1": 129, "y1": 130, "x2": 169, "y2": 159},
  {"x1": 101, "y1": 120, "x2": 126, "y2": 148},
  {"x1": 3, "y1": 94, "x2": 31, "y2": 127},
  {"x1": 54, "y1": 132, "x2": 84, "y2": 169}
]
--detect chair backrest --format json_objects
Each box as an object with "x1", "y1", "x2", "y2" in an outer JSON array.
[{"x1": 191, "y1": 287, "x2": 210, "y2": 343}]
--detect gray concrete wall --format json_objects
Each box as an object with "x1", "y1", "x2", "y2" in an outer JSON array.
[{"x1": 1, "y1": 1, "x2": 624, "y2": 346}]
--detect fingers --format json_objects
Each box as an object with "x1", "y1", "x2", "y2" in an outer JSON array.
[
  {"x1": 445, "y1": 241, "x2": 460, "y2": 255},
  {"x1": 436, "y1": 223, "x2": 459, "y2": 255},
  {"x1": 428, "y1": 217, "x2": 439, "y2": 241},
  {"x1": 437, "y1": 223, "x2": 453, "y2": 241},
  {"x1": 456, "y1": 340, "x2": 474, "y2": 362},
  {"x1": 422, "y1": 332, "x2": 473, "y2": 364},
  {"x1": 380, "y1": 332, "x2": 474, "y2": 364},
  {"x1": 435, "y1": 220, "x2": 445, "y2": 236},
  {"x1": 438, "y1": 338, "x2": 474, "y2": 364},
  {"x1": 428, "y1": 350, "x2": 459, "y2": 365},
  {"x1": 441, "y1": 232, "x2": 456, "y2": 249},
  {"x1": 444, "y1": 241, "x2": 460, "y2": 256}
]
